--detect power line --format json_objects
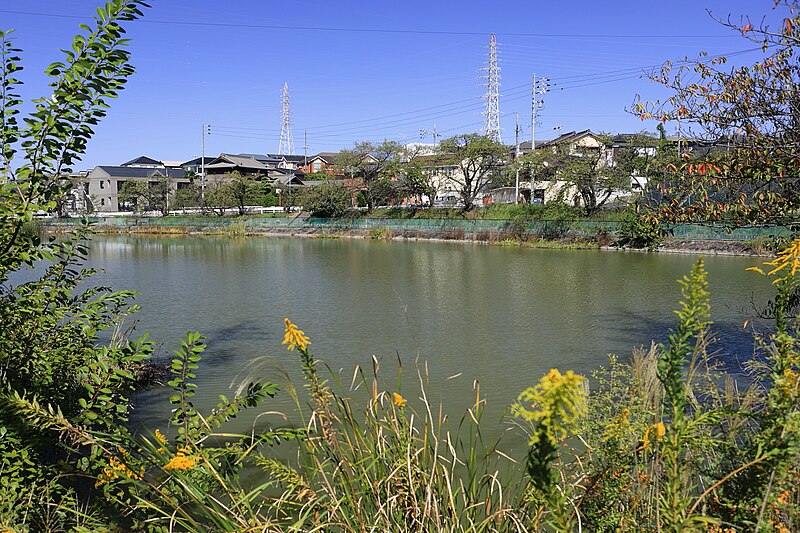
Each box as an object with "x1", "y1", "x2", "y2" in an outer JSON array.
[{"x1": 0, "y1": 9, "x2": 741, "y2": 39}]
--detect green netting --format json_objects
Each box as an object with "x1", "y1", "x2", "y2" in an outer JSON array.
[
  {"x1": 43, "y1": 217, "x2": 796, "y2": 241},
  {"x1": 666, "y1": 224, "x2": 796, "y2": 241}
]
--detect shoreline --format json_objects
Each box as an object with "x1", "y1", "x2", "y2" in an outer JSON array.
[{"x1": 44, "y1": 222, "x2": 774, "y2": 257}]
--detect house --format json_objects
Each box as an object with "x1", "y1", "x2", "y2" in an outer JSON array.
[
  {"x1": 301, "y1": 152, "x2": 340, "y2": 174},
  {"x1": 521, "y1": 130, "x2": 647, "y2": 206},
  {"x1": 204, "y1": 153, "x2": 271, "y2": 176},
  {"x1": 180, "y1": 156, "x2": 216, "y2": 175},
  {"x1": 120, "y1": 155, "x2": 164, "y2": 168},
  {"x1": 416, "y1": 154, "x2": 465, "y2": 206},
  {"x1": 85, "y1": 165, "x2": 190, "y2": 212}
]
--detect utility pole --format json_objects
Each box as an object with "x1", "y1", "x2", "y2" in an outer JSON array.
[
  {"x1": 482, "y1": 34, "x2": 501, "y2": 143},
  {"x1": 303, "y1": 129, "x2": 308, "y2": 170},
  {"x1": 420, "y1": 123, "x2": 439, "y2": 147},
  {"x1": 201, "y1": 123, "x2": 210, "y2": 206},
  {"x1": 515, "y1": 112, "x2": 521, "y2": 204},
  {"x1": 530, "y1": 73, "x2": 550, "y2": 203}
]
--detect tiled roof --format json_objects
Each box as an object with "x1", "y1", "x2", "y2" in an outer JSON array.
[
  {"x1": 120, "y1": 155, "x2": 162, "y2": 167},
  {"x1": 94, "y1": 166, "x2": 187, "y2": 178},
  {"x1": 309, "y1": 152, "x2": 339, "y2": 164},
  {"x1": 211, "y1": 153, "x2": 269, "y2": 169}
]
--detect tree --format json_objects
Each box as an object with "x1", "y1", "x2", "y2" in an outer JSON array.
[
  {"x1": 147, "y1": 176, "x2": 172, "y2": 216},
  {"x1": 634, "y1": 1, "x2": 800, "y2": 225},
  {"x1": 224, "y1": 171, "x2": 252, "y2": 216},
  {"x1": 117, "y1": 177, "x2": 172, "y2": 215},
  {"x1": 203, "y1": 175, "x2": 234, "y2": 215},
  {"x1": 173, "y1": 182, "x2": 202, "y2": 211},
  {"x1": 396, "y1": 145, "x2": 435, "y2": 207},
  {"x1": 514, "y1": 133, "x2": 668, "y2": 215},
  {"x1": 436, "y1": 134, "x2": 506, "y2": 210},
  {"x1": 117, "y1": 179, "x2": 149, "y2": 212},
  {"x1": 336, "y1": 140, "x2": 404, "y2": 211},
  {"x1": 0, "y1": 2, "x2": 152, "y2": 527},
  {"x1": 302, "y1": 182, "x2": 352, "y2": 217}
]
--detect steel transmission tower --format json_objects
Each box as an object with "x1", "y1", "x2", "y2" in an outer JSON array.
[
  {"x1": 482, "y1": 34, "x2": 501, "y2": 142},
  {"x1": 278, "y1": 83, "x2": 294, "y2": 155}
]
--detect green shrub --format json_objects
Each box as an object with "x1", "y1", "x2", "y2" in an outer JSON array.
[
  {"x1": 618, "y1": 211, "x2": 665, "y2": 249},
  {"x1": 303, "y1": 182, "x2": 352, "y2": 217},
  {"x1": 367, "y1": 226, "x2": 391, "y2": 239}
]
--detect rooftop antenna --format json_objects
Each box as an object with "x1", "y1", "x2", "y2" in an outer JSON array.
[
  {"x1": 482, "y1": 34, "x2": 501, "y2": 142},
  {"x1": 279, "y1": 83, "x2": 294, "y2": 155}
]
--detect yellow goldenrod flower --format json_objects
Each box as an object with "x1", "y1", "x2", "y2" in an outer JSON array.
[
  {"x1": 602, "y1": 407, "x2": 631, "y2": 442},
  {"x1": 163, "y1": 450, "x2": 200, "y2": 471},
  {"x1": 154, "y1": 429, "x2": 168, "y2": 446},
  {"x1": 513, "y1": 368, "x2": 588, "y2": 446},
  {"x1": 749, "y1": 238, "x2": 800, "y2": 283},
  {"x1": 282, "y1": 317, "x2": 311, "y2": 351},
  {"x1": 392, "y1": 392, "x2": 407, "y2": 407},
  {"x1": 95, "y1": 455, "x2": 141, "y2": 488},
  {"x1": 641, "y1": 421, "x2": 667, "y2": 452}
]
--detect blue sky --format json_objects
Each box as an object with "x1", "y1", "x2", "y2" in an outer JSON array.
[{"x1": 1, "y1": 0, "x2": 776, "y2": 170}]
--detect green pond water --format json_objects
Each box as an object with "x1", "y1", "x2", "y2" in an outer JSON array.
[{"x1": 81, "y1": 236, "x2": 773, "y2": 440}]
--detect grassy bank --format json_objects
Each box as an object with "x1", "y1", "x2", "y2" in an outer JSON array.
[{"x1": 43, "y1": 216, "x2": 788, "y2": 256}]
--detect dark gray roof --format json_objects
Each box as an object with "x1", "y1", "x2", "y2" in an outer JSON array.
[
  {"x1": 267, "y1": 154, "x2": 306, "y2": 163},
  {"x1": 96, "y1": 166, "x2": 187, "y2": 178},
  {"x1": 268, "y1": 167, "x2": 305, "y2": 176},
  {"x1": 518, "y1": 140, "x2": 548, "y2": 150},
  {"x1": 121, "y1": 155, "x2": 162, "y2": 167},
  {"x1": 209, "y1": 153, "x2": 269, "y2": 170},
  {"x1": 272, "y1": 174, "x2": 305, "y2": 186},
  {"x1": 537, "y1": 130, "x2": 596, "y2": 148},
  {"x1": 309, "y1": 152, "x2": 339, "y2": 164},
  {"x1": 181, "y1": 156, "x2": 216, "y2": 166},
  {"x1": 238, "y1": 153, "x2": 280, "y2": 164}
]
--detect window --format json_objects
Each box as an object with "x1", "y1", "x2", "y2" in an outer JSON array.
[
  {"x1": 100, "y1": 198, "x2": 105, "y2": 206},
  {"x1": 99, "y1": 180, "x2": 105, "y2": 189}
]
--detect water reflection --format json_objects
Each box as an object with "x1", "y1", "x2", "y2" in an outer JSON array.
[{"x1": 82, "y1": 236, "x2": 774, "y2": 433}]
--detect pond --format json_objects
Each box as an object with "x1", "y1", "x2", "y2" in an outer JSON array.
[{"x1": 82, "y1": 236, "x2": 774, "y2": 435}]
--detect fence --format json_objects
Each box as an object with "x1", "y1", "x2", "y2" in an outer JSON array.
[{"x1": 43, "y1": 216, "x2": 796, "y2": 241}]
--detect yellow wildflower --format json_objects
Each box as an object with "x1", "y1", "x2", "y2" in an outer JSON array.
[
  {"x1": 750, "y1": 238, "x2": 800, "y2": 283},
  {"x1": 392, "y1": 392, "x2": 407, "y2": 407},
  {"x1": 154, "y1": 429, "x2": 168, "y2": 446},
  {"x1": 282, "y1": 317, "x2": 311, "y2": 351},
  {"x1": 163, "y1": 449, "x2": 200, "y2": 471},
  {"x1": 513, "y1": 368, "x2": 588, "y2": 446},
  {"x1": 95, "y1": 455, "x2": 141, "y2": 488},
  {"x1": 642, "y1": 421, "x2": 666, "y2": 451},
  {"x1": 602, "y1": 408, "x2": 631, "y2": 442}
]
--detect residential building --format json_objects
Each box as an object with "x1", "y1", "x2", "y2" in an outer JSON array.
[
  {"x1": 85, "y1": 165, "x2": 190, "y2": 212},
  {"x1": 300, "y1": 152, "x2": 339, "y2": 174}
]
